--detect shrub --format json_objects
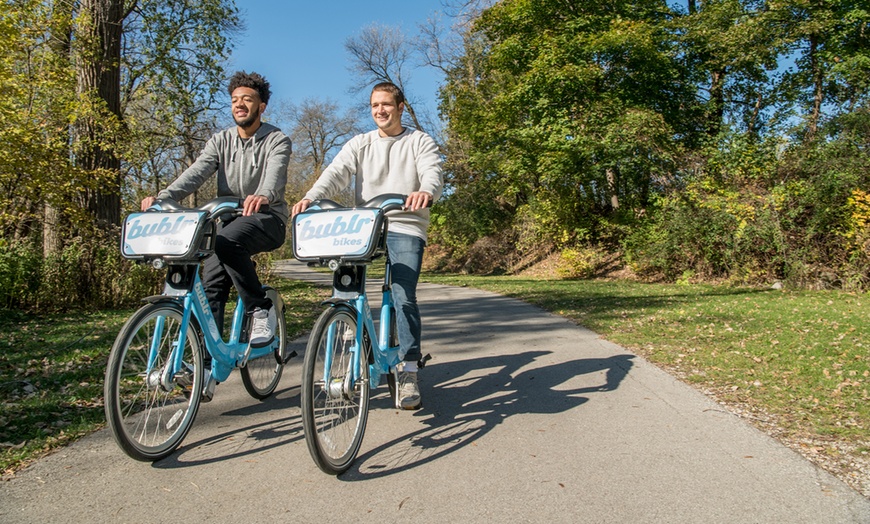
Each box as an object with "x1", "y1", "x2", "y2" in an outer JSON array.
[
  {"x1": 0, "y1": 231, "x2": 163, "y2": 313},
  {"x1": 0, "y1": 239, "x2": 42, "y2": 309},
  {"x1": 556, "y1": 246, "x2": 605, "y2": 279}
]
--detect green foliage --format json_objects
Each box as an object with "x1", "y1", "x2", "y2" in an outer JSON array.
[
  {"x1": 439, "y1": 0, "x2": 699, "y2": 264},
  {"x1": 0, "y1": 239, "x2": 42, "y2": 309},
  {"x1": 0, "y1": 1, "x2": 89, "y2": 237},
  {"x1": 434, "y1": 0, "x2": 870, "y2": 289},
  {"x1": 0, "y1": 0, "x2": 242, "y2": 311},
  {"x1": 622, "y1": 122, "x2": 870, "y2": 290}
]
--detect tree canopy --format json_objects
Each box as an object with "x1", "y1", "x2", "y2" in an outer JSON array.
[{"x1": 432, "y1": 0, "x2": 869, "y2": 287}]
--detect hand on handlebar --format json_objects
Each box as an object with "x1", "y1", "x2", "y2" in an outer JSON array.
[
  {"x1": 243, "y1": 195, "x2": 269, "y2": 216},
  {"x1": 292, "y1": 199, "x2": 312, "y2": 217},
  {"x1": 404, "y1": 191, "x2": 432, "y2": 211},
  {"x1": 141, "y1": 196, "x2": 156, "y2": 211}
]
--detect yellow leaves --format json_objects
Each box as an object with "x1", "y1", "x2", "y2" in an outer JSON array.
[{"x1": 842, "y1": 188, "x2": 870, "y2": 252}]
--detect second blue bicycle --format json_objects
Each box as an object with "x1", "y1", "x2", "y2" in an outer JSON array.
[{"x1": 292, "y1": 194, "x2": 409, "y2": 474}]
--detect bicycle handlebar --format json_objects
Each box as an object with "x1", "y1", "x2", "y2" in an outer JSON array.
[
  {"x1": 308, "y1": 193, "x2": 429, "y2": 214},
  {"x1": 148, "y1": 197, "x2": 270, "y2": 219}
]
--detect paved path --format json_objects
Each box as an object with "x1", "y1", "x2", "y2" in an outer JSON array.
[{"x1": 2, "y1": 260, "x2": 869, "y2": 523}]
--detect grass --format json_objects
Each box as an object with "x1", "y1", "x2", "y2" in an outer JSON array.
[
  {"x1": 421, "y1": 273, "x2": 870, "y2": 493},
  {"x1": 0, "y1": 278, "x2": 330, "y2": 475}
]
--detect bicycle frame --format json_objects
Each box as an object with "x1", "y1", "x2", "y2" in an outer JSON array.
[
  {"x1": 296, "y1": 193, "x2": 424, "y2": 474},
  {"x1": 108, "y1": 196, "x2": 291, "y2": 462},
  {"x1": 151, "y1": 264, "x2": 276, "y2": 385},
  {"x1": 321, "y1": 259, "x2": 401, "y2": 396}
]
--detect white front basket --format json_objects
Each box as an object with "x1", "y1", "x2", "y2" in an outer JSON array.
[
  {"x1": 121, "y1": 211, "x2": 207, "y2": 258},
  {"x1": 292, "y1": 208, "x2": 384, "y2": 261}
]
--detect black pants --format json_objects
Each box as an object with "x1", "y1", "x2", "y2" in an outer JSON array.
[{"x1": 202, "y1": 212, "x2": 285, "y2": 334}]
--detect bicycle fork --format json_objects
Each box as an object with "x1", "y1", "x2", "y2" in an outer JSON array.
[
  {"x1": 322, "y1": 317, "x2": 359, "y2": 401},
  {"x1": 145, "y1": 299, "x2": 195, "y2": 393}
]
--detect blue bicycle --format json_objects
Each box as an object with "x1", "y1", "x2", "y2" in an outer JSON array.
[
  {"x1": 104, "y1": 197, "x2": 292, "y2": 461},
  {"x1": 292, "y1": 194, "x2": 414, "y2": 474}
]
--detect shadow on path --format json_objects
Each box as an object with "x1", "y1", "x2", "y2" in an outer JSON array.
[
  {"x1": 341, "y1": 350, "x2": 634, "y2": 480},
  {"x1": 151, "y1": 384, "x2": 303, "y2": 469}
]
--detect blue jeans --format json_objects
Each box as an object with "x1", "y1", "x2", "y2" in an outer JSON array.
[{"x1": 387, "y1": 232, "x2": 425, "y2": 363}]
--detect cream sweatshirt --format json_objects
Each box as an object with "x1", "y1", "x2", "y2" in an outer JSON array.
[{"x1": 304, "y1": 127, "x2": 443, "y2": 241}]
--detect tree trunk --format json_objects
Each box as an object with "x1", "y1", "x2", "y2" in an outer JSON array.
[
  {"x1": 75, "y1": 0, "x2": 125, "y2": 227},
  {"x1": 708, "y1": 68, "x2": 726, "y2": 137},
  {"x1": 807, "y1": 34, "x2": 822, "y2": 139},
  {"x1": 606, "y1": 168, "x2": 619, "y2": 210},
  {"x1": 43, "y1": 204, "x2": 62, "y2": 257},
  {"x1": 403, "y1": 100, "x2": 426, "y2": 135},
  {"x1": 44, "y1": 0, "x2": 74, "y2": 256}
]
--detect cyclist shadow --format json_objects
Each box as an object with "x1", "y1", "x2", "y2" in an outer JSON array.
[
  {"x1": 341, "y1": 350, "x2": 634, "y2": 480},
  {"x1": 151, "y1": 384, "x2": 304, "y2": 469}
]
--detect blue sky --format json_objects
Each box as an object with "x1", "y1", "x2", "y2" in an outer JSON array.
[{"x1": 230, "y1": 0, "x2": 447, "y2": 122}]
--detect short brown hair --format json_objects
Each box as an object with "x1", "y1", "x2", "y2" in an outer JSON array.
[{"x1": 371, "y1": 81, "x2": 404, "y2": 106}]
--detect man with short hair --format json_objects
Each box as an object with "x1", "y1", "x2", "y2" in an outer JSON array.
[
  {"x1": 141, "y1": 71, "x2": 291, "y2": 370},
  {"x1": 292, "y1": 81, "x2": 443, "y2": 409}
]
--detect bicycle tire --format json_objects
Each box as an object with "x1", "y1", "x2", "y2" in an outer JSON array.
[
  {"x1": 104, "y1": 301, "x2": 204, "y2": 461},
  {"x1": 241, "y1": 287, "x2": 287, "y2": 399},
  {"x1": 301, "y1": 304, "x2": 370, "y2": 475}
]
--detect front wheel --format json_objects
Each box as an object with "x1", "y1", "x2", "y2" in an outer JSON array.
[
  {"x1": 104, "y1": 302, "x2": 204, "y2": 461},
  {"x1": 301, "y1": 305, "x2": 370, "y2": 475},
  {"x1": 241, "y1": 287, "x2": 287, "y2": 399}
]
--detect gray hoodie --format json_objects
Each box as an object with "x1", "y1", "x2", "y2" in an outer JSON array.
[{"x1": 158, "y1": 122, "x2": 292, "y2": 224}]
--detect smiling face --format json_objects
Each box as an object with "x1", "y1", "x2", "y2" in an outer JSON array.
[
  {"x1": 370, "y1": 89, "x2": 404, "y2": 137},
  {"x1": 231, "y1": 86, "x2": 265, "y2": 132}
]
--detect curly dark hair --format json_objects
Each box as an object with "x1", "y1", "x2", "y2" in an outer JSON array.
[{"x1": 228, "y1": 71, "x2": 272, "y2": 104}]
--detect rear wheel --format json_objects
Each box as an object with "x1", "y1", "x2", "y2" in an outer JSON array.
[
  {"x1": 104, "y1": 302, "x2": 204, "y2": 461},
  {"x1": 241, "y1": 287, "x2": 287, "y2": 399},
  {"x1": 301, "y1": 305, "x2": 370, "y2": 475}
]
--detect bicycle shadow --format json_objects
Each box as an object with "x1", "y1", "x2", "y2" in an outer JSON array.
[
  {"x1": 339, "y1": 350, "x2": 634, "y2": 480},
  {"x1": 150, "y1": 383, "x2": 304, "y2": 469}
]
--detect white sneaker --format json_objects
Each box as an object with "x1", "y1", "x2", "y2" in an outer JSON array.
[{"x1": 249, "y1": 306, "x2": 276, "y2": 347}]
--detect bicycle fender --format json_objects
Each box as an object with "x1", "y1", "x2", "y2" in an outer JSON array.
[
  {"x1": 320, "y1": 298, "x2": 354, "y2": 308},
  {"x1": 140, "y1": 295, "x2": 184, "y2": 305}
]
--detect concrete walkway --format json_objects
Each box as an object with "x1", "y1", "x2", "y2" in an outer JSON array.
[{"x1": 2, "y1": 260, "x2": 868, "y2": 523}]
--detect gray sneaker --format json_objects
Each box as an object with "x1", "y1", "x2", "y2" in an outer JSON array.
[
  {"x1": 249, "y1": 307, "x2": 276, "y2": 347},
  {"x1": 398, "y1": 370, "x2": 421, "y2": 409}
]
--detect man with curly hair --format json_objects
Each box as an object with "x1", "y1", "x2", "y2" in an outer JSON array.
[{"x1": 141, "y1": 71, "x2": 291, "y2": 397}]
